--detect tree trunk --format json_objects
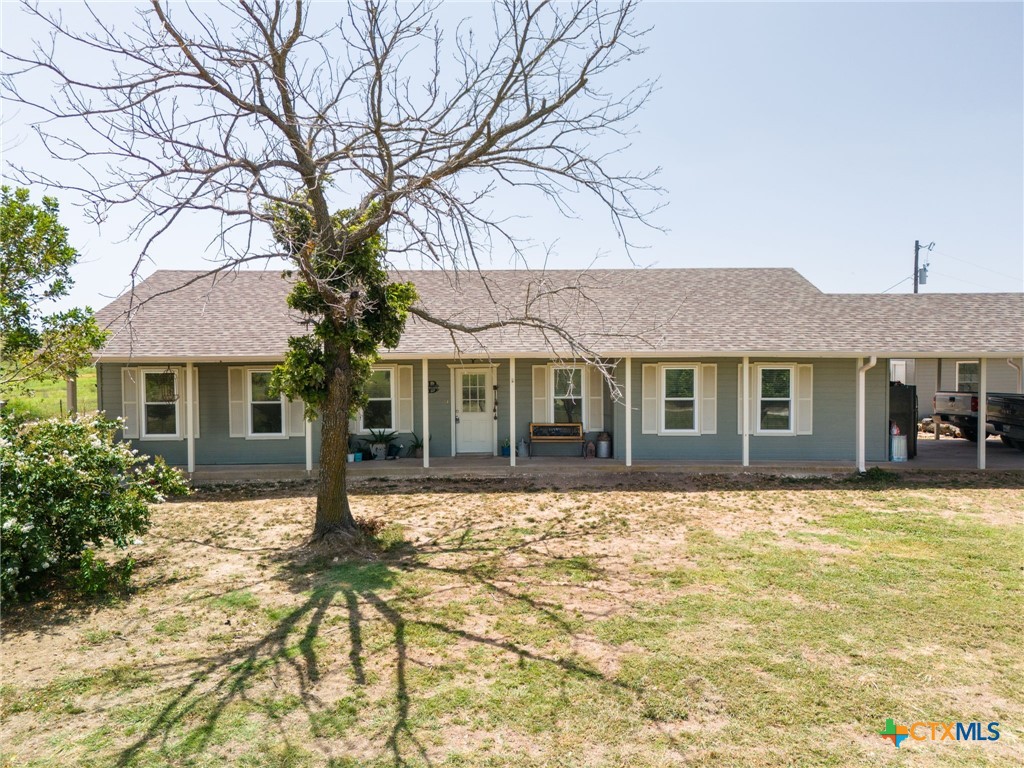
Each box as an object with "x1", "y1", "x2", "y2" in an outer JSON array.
[{"x1": 313, "y1": 344, "x2": 357, "y2": 538}]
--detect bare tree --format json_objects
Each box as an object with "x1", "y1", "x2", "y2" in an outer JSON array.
[{"x1": 4, "y1": 0, "x2": 659, "y2": 541}]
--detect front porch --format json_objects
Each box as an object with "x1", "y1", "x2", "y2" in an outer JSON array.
[{"x1": 184, "y1": 437, "x2": 1023, "y2": 485}]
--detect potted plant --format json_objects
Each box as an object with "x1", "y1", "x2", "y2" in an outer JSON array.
[
  {"x1": 366, "y1": 428, "x2": 398, "y2": 459},
  {"x1": 408, "y1": 432, "x2": 424, "y2": 459},
  {"x1": 501, "y1": 438, "x2": 511, "y2": 457}
]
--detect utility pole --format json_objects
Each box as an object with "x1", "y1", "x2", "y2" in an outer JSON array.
[
  {"x1": 913, "y1": 240, "x2": 920, "y2": 294},
  {"x1": 913, "y1": 240, "x2": 933, "y2": 293}
]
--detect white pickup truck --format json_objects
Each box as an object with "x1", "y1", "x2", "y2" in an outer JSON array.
[{"x1": 933, "y1": 391, "x2": 1024, "y2": 450}]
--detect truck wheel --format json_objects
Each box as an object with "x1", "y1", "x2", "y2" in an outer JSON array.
[
  {"x1": 1014, "y1": 439, "x2": 1024, "y2": 452},
  {"x1": 962, "y1": 429, "x2": 978, "y2": 442},
  {"x1": 1000, "y1": 435, "x2": 1014, "y2": 447}
]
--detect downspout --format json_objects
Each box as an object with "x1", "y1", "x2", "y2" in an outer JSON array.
[
  {"x1": 1008, "y1": 357, "x2": 1023, "y2": 394},
  {"x1": 857, "y1": 356, "x2": 878, "y2": 473}
]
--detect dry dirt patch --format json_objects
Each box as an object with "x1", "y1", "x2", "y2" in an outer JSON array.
[{"x1": 2, "y1": 473, "x2": 1022, "y2": 767}]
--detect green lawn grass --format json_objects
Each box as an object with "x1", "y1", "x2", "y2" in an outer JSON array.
[
  {"x1": 1, "y1": 367, "x2": 98, "y2": 418},
  {"x1": 1, "y1": 475, "x2": 1022, "y2": 767}
]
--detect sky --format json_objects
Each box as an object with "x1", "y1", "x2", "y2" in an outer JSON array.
[{"x1": 2, "y1": 0, "x2": 1022, "y2": 313}]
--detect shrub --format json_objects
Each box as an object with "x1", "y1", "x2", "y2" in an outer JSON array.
[
  {"x1": 69, "y1": 549, "x2": 136, "y2": 597},
  {"x1": 0, "y1": 413, "x2": 189, "y2": 601}
]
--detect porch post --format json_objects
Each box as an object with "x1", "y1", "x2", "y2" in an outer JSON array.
[
  {"x1": 978, "y1": 358, "x2": 987, "y2": 470},
  {"x1": 304, "y1": 417, "x2": 313, "y2": 474},
  {"x1": 509, "y1": 357, "x2": 516, "y2": 467},
  {"x1": 185, "y1": 361, "x2": 195, "y2": 474},
  {"x1": 65, "y1": 375, "x2": 78, "y2": 415},
  {"x1": 624, "y1": 357, "x2": 632, "y2": 467},
  {"x1": 742, "y1": 356, "x2": 750, "y2": 467},
  {"x1": 422, "y1": 358, "x2": 430, "y2": 468},
  {"x1": 934, "y1": 358, "x2": 942, "y2": 439}
]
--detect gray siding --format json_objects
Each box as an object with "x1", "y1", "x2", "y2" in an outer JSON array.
[
  {"x1": 610, "y1": 357, "x2": 889, "y2": 462},
  {"x1": 423, "y1": 358, "x2": 597, "y2": 458},
  {"x1": 914, "y1": 360, "x2": 939, "y2": 417},
  {"x1": 101, "y1": 362, "x2": 317, "y2": 466},
  {"x1": 99, "y1": 355, "x2": 895, "y2": 466}
]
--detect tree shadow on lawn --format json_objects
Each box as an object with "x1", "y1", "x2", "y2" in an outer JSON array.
[{"x1": 107, "y1": 512, "x2": 688, "y2": 768}]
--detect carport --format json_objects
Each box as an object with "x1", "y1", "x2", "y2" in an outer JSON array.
[
  {"x1": 826, "y1": 291, "x2": 1023, "y2": 473},
  {"x1": 921, "y1": 357, "x2": 1024, "y2": 470}
]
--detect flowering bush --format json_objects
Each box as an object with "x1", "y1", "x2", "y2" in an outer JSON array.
[{"x1": 1, "y1": 413, "x2": 189, "y2": 601}]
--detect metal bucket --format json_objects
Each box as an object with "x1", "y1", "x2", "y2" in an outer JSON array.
[{"x1": 596, "y1": 438, "x2": 612, "y2": 459}]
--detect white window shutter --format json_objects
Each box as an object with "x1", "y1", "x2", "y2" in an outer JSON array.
[
  {"x1": 587, "y1": 366, "x2": 604, "y2": 432},
  {"x1": 737, "y1": 364, "x2": 755, "y2": 435},
  {"x1": 397, "y1": 365, "x2": 414, "y2": 433},
  {"x1": 287, "y1": 398, "x2": 305, "y2": 437},
  {"x1": 121, "y1": 367, "x2": 140, "y2": 439},
  {"x1": 796, "y1": 364, "x2": 813, "y2": 435},
  {"x1": 532, "y1": 365, "x2": 548, "y2": 423},
  {"x1": 700, "y1": 364, "x2": 717, "y2": 435},
  {"x1": 191, "y1": 367, "x2": 201, "y2": 438},
  {"x1": 641, "y1": 364, "x2": 658, "y2": 434},
  {"x1": 228, "y1": 367, "x2": 246, "y2": 438}
]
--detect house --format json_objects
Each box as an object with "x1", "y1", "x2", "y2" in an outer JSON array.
[
  {"x1": 891, "y1": 358, "x2": 1023, "y2": 416},
  {"x1": 93, "y1": 268, "x2": 1023, "y2": 474}
]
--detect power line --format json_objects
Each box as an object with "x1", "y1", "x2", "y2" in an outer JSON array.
[
  {"x1": 929, "y1": 270, "x2": 1005, "y2": 292},
  {"x1": 881, "y1": 275, "x2": 913, "y2": 294},
  {"x1": 931, "y1": 248, "x2": 1022, "y2": 284}
]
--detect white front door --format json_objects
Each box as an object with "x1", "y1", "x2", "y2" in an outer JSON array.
[{"x1": 455, "y1": 369, "x2": 493, "y2": 453}]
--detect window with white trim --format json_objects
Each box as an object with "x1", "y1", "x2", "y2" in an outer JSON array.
[
  {"x1": 956, "y1": 361, "x2": 979, "y2": 393},
  {"x1": 248, "y1": 370, "x2": 284, "y2": 436},
  {"x1": 757, "y1": 366, "x2": 793, "y2": 433},
  {"x1": 552, "y1": 367, "x2": 583, "y2": 423},
  {"x1": 359, "y1": 368, "x2": 395, "y2": 431},
  {"x1": 142, "y1": 370, "x2": 180, "y2": 438},
  {"x1": 661, "y1": 366, "x2": 698, "y2": 433}
]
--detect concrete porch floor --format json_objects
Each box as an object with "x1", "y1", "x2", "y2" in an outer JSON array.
[{"x1": 185, "y1": 436, "x2": 1023, "y2": 485}]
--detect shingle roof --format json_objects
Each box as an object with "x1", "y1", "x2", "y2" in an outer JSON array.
[
  {"x1": 94, "y1": 267, "x2": 1024, "y2": 361},
  {"x1": 95, "y1": 270, "x2": 299, "y2": 360}
]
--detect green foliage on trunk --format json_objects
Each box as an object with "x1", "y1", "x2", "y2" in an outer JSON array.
[{"x1": 266, "y1": 201, "x2": 417, "y2": 419}]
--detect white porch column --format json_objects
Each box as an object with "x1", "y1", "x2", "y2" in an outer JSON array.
[
  {"x1": 509, "y1": 357, "x2": 516, "y2": 467},
  {"x1": 422, "y1": 358, "x2": 430, "y2": 468},
  {"x1": 856, "y1": 356, "x2": 877, "y2": 472},
  {"x1": 742, "y1": 356, "x2": 750, "y2": 467},
  {"x1": 624, "y1": 357, "x2": 632, "y2": 467},
  {"x1": 305, "y1": 418, "x2": 313, "y2": 474},
  {"x1": 978, "y1": 358, "x2": 987, "y2": 470},
  {"x1": 185, "y1": 361, "x2": 195, "y2": 474}
]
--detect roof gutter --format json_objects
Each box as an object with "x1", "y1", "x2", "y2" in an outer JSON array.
[{"x1": 379, "y1": 350, "x2": 1024, "y2": 361}]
